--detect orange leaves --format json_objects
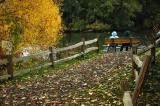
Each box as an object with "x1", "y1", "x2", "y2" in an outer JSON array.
[{"x1": 0, "y1": 0, "x2": 62, "y2": 51}]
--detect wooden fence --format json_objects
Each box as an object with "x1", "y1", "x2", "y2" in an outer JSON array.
[
  {"x1": 0, "y1": 37, "x2": 99, "y2": 81},
  {"x1": 123, "y1": 37, "x2": 160, "y2": 106}
]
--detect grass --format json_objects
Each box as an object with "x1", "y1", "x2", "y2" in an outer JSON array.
[
  {"x1": 54, "y1": 50, "x2": 103, "y2": 69},
  {"x1": 0, "y1": 50, "x2": 104, "y2": 84}
]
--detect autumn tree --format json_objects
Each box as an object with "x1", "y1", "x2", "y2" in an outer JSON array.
[{"x1": 0, "y1": 0, "x2": 62, "y2": 54}]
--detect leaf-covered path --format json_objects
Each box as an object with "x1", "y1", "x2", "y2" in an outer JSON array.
[{"x1": 0, "y1": 53, "x2": 132, "y2": 106}]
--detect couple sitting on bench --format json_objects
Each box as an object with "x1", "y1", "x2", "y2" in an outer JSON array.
[{"x1": 105, "y1": 31, "x2": 131, "y2": 52}]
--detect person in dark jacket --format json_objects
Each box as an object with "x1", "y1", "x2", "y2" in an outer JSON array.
[{"x1": 120, "y1": 30, "x2": 131, "y2": 51}]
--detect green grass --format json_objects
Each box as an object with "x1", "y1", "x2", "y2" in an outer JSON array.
[
  {"x1": 0, "y1": 50, "x2": 104, "y2": 84},
  {"x1": 54, "y1": 50, "x2": 103, "y2": 69}
]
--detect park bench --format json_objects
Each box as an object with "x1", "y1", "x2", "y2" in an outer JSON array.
[{"x1": 104, "y1": 37, "x2": 141, "y2": 52}]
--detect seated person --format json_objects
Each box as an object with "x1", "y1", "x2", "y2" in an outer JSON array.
[
  {"x1": 120, "y1": 30, "x2": 131, "y2": 51},
  {"x1": 105, "y1": 31, "x2": 119, "y2": 52}
]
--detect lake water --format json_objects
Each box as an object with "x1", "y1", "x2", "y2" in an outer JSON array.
[{"x1": 58, "y1": 32, "x2": 110, "y2": 48}]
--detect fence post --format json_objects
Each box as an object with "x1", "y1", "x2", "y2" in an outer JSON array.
[
  {"x1": 132, "y1": 46, "x2": 137, "y2": 70},
  {"x1": 49, "y1": 47, "x2": 56, "y2": 67},
  {"x1": 151, "y1": 41, "x2": 156, "y2": 64},
  {"x1": 132, "y1": 56, "x2": 151, "y2": 106},
  {"x1": 6, "y1": 55, "x2": 13, "y2": 79},
  {"x1": 132, "y1": 46, "x2": 137, "y2": 81},
  {"x1": 121, "y1": 80, "x2": 133, "y2": 106},
  {"x1": 96, "y1": 35, "x2": 100, "y2": 53},
  {"x1": 81, "y1": 38, "x2": 85, "y2": 58}
]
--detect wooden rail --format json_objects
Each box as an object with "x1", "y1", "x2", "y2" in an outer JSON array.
[
  {"x1": 0, "y1": 37, "x2": 99, "y2": 80},
  {"x1": 123, "y1": 37, "x2": 160, "y2": 106},
  {"x1": 14, "y1": 50, "x2": 50, "y2": 63},
  {"x1": 137, "y1": 38, "x2": 160, "y2": 55},
  {"x1": 123, "y1": 56, "x2": 151, "y2": 106},
  {"x1": 49, "y1": 38, "x2": 99, "y2": 65},
  {"x1": 133, "y1": 55, "x2": 143, "y2": 68},
  {"x1": 132, "y1": 56, "x2": 151, "y2": 105},
  {"x1": 55, "y1": 42, "x2": 83, "y2": 52},
  {"x1": 123, "y1": 91, "x2": 133, "y2": 106},
  {"x1": 85, "y1": 38, "x2": 98, "y2": 45}
]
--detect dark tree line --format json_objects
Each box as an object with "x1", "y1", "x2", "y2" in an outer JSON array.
[
  {"x1": 61, "y1": 0, "x2": 160, "y2": 32},
  {"x1": 135, "y1": 0, "x2": 160, "y2": 31}
]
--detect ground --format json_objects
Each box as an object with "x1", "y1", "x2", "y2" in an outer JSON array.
[
  {"x1": 0, "y1": 53, "x2": 132, "y2": 106},
  {"x1": 0, "y1": 52, "x2": 160, "y2": 106}
]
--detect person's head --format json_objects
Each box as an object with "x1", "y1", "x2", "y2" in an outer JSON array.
[
  {"x1": 124, "y1": 30, "x2": 131, "y2": 37},
  {"x1": 111, "y1": 31, "x2": 117, "y2": 37}
]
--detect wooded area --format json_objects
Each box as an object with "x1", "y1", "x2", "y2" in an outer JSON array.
[{"x1": 61, "y1": 0, "x2": 160, "y2": 32}]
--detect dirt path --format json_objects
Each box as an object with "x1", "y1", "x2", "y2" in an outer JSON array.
[{"x1": 0, "y1": 53, "x2": 132, "y2": 106}]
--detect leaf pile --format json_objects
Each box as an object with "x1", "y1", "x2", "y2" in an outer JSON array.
[{"x1": 0, "y1": 53, "x2": 132, "y2": 106}]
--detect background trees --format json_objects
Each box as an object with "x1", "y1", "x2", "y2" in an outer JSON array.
[
  {"x1": 135, "y1": 0, "x2": 160, "y2": 32},
  {"x1": 61, "y1": 0, "x2": 160, "y2": 32},
  {"x1": 61, "y1": 0, "x2": 142, "y2": 31}
]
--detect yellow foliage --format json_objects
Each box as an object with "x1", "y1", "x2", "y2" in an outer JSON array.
[{"x1": 0, "y1": 0, "x2": 62, "y2": 51}]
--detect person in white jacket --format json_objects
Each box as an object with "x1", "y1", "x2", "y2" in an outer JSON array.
[
  {"x1": 105, "y1": 31, "x2": 119, "y2": 52},
  {"x1": 110, "y1": 31, "x2": 119, "y2": 38}
]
